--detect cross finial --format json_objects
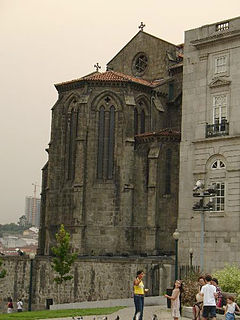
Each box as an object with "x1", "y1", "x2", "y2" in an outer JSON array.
[
  {"x1": 94, "y1": 63, "x2": 101, "y2": 72},
  {"x1": 138, "y1": 22, "x2": 146, "y2": 32}
]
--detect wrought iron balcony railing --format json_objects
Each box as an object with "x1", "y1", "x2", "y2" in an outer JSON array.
[{"x1": 206, "y1": 122, "x2": 229, "y2": 138}]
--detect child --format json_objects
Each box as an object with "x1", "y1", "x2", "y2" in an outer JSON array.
[
  {"x1": 193, "y1": 276, "x2": 205, "y2": 320},
  {"x1": 225, "y1": 296, "x2": 240, "y2": 320},
  {"x1": 164, "y1": 280, "x2": 183, "y2": 320}
]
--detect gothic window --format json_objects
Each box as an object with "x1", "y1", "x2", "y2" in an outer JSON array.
[
  {"x1": 107, "y1": 106, "x2": 115, "y2": 179},
  {"x1": 67, "y1": 109, "x2": 76, "y2": 180},
  {"x1": 97, "y1": 98, "x2": 116, "y2": 180},
  {"x1": 211, "y1": 160, "x2": 226, "y2": 170},
  {"x1": 134, "y1": 108, "x2": 138, "y2": 135},
  {"x1": 97, "y1": 107, "x2": 105, "y2": 179},
  {"x1": 140, "y1": 110, "x2": 145, "y2": 134},
  {"x1": 165, "y1": 149, "x2": 172, "y2": 194},
  {"x1": 168, "y1": 82, "x2": 174, "y2": 100}
]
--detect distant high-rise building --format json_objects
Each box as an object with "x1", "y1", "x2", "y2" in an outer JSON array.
[{"x1": 25, "y1": 196, "x2": 41, "y2": 227}]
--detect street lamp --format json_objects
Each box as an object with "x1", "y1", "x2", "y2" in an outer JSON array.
[
  {"x1": 28, "y1": 252, "x2": 35, "y2": 311},
  {"x1": 173, "y1": 229, "x2": 180, "y2": 281},
  {"x1": 193, "y1": 181, "x2": 216, "y2": 272},
  {"x1": 189, "y1": 248, "x2": 193, "y2": 270}
]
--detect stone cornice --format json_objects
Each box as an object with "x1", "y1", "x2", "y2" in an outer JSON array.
[
  {"x1": 55, "y1": 79, "x2": 153, "y2": 94},
  {"x1": 191, "y1": 29, "x2": 240, "y2": 48},
  {"x1": 135, "y1": 130, "x2": 181, "y2": 144}
]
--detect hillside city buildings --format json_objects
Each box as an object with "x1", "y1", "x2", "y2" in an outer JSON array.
[{"x1": 25, "y1": 196, "x2": 41, "y2": 227}]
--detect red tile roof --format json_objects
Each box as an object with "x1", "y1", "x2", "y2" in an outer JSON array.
[{"x1": 56, "y1": 71, "x2": 159, "y2": 88}]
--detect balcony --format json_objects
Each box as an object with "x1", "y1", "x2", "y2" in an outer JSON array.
[{"x1": 206, "y1": 122, "x2": 229, "y2": 138}]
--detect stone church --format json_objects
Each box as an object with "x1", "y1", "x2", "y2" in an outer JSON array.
[{"x1": 38, "y1": 28, "x2": 183, "y2": 259}]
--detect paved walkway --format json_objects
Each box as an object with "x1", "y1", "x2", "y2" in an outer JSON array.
[{"x1": 43, "y1": 305, "x2": 189, "y2": 320}]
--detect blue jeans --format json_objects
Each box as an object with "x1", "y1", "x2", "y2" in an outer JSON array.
[
  {"x1": 133, "y1": 294, "x2": 144, "y2": 320},
  {"x1": 226, "y1": 312, "x2": 235, "y2": 320}
]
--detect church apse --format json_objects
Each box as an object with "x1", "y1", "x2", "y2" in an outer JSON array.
[{"x1": 38, "y1": 28, "x2": 182, "y2": 258}]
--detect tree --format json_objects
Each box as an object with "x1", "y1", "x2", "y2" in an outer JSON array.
[
  {"x1": 51, "y1": 224, "x2": 77, "y2": 284},
  {"x1": 0, "y1": 258, "x2": 7, "y2": 278}
]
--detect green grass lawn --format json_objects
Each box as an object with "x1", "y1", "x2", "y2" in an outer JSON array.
[{"x1": 0, "y1": 306, "x2": 125, "y2": 319}]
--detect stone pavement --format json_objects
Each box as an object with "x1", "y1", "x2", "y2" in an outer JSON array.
[{"x1": 43, "y1": 305, "x2": 189, "y2": 320}]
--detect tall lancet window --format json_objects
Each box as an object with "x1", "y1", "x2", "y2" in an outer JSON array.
[
  {"x1": 97, "y1": 107, "x2": 105, "y2": 179},
  {"x1": 134, "y1": 108, "x2": 138, "y2": 135},
  {"x1": 68, "y1": 109, "x2": 75, "y2": 180},
  {"x1": 140, "y1": 110, "x2": 145, "y2": 133},
  {"x1": 108, "y1": 106, "x2": 115, "y2": 179},
  {"x1": 165, "y1": 148, "x2": 172, "y2": 194}
]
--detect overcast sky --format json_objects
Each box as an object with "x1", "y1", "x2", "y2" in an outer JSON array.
[{"x1": 0, "y1": 0, "x2": 239, "y2": 224}]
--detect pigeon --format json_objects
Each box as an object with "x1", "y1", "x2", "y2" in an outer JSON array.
[{"x1": 152, "y1": 314, "x2": 158, "y2": 320}]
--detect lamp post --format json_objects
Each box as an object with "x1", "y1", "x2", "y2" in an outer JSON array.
[
  {"x1": 28, "y1": 252, "x2": 35, "y2": 311},
  {"x1": 193, "y1": 181, "x2": 216, "y2": 272},
  {"x1": 173, "y1": 229, "x2": 180, "y2": 281},
  {"x1": 189, "y1": 248, "x2": 193, "y2": 270}
]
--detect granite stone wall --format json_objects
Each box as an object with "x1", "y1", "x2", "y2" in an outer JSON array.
[{"x1": 0, "y1": 256, "x2": 174, "y2": 311}]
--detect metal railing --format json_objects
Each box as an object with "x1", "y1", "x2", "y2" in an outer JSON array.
[{"x1": 206, "y1": 122, "x2": 229, "y2": 138}]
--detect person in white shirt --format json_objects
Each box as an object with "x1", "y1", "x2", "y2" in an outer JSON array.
[
  {"x1": 200, "y1": 275, "x2": 218, "y2": 320},
  {"x1": 17, "y1": 298, "x2": 23, "y2": 312},
  {"x1": 225, "y1": 296, "x2": 240, "y2": 320}
]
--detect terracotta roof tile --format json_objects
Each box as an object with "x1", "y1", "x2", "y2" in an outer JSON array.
[{"x1": 56, "y1": 71, "x2": 158, "y2": 88}]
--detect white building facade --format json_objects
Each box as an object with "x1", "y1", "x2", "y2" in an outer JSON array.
[{"x1": 179, "y1": 17, "x2": 240, "y2": 272}]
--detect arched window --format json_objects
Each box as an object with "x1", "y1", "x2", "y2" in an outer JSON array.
[
  {"x1": 107, "y1": 106, "x2": 115, "y2": 179},
  {"x1": 211, "y1": 159, "x2": 225, "y2": 170},
  {"x1": 97, "y1": 99, "x2": 116, "y2": 180},
  {"x1": 140, "y1": 110, "x2": 145, "y2": 133},
  {"x1": 67, "y1": 109, "x2": 76, "y2": 180},
  {"x1": 165, "y1": 149, "x2": 172, "y2": 194},
  {"x1": 97, "y1": 107, "x2": 105, "y2": 179},
  {"x1": 134, "y1": 108, "x2": 138, "y2": 135}
]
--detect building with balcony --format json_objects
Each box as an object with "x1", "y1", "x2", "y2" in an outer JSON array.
[{"x1": 178, "y1": 16, "x2": 240, "y2": 271}]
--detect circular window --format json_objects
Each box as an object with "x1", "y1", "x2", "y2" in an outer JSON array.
[{"x1": 132, "y1": 52, "x2": 148, "y2": 76}]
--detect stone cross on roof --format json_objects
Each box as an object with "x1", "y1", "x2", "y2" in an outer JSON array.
[
  {"x1": 94, "y1": 63, "x2": 101, "y2": 72},
  {"x1": 138, "y1": 22, "x2": 146, "y2": 31}
]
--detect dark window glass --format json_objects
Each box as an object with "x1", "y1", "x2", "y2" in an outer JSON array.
[
  {"x1": 169, "y1": 82, "x2": 174, "y2": 100},
  {"x1": 165, "y1": 149, "x2": 172, "y2": 194},
  {"x1": 134, "y1": 108, "x2": 138, "y2": 135},
  {"x1": 68, "y1": 110, "x2": 75, "y2": 180},
  {"x1": 97, "y1": 107, "x2": 105, "y2": 179},
  {"x1": 140, "y1": 110, "x2": 145, "y2": 133},
  {"x1": 107, "y1": 106, "x2": 115, "y2": 179}
]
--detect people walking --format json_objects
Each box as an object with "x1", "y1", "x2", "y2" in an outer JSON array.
[
  {"x1": 164, "y1": 280, "x2": 183, "y2": 320},
  {"x1": 7, "y1": 297, "x2": 13, "y2": 313},
  {"x1": 132, "y1": 270, "x2": 149, "y2": 320},
  {"x1": 200, "y1": 274, "x2": 218, "y2": 320},
  {"x1": 17, "y1": 298, "x2": 23, "y2": 312},
  {"x1": 224, "y1": 296, "x2": 240, "y2": 320}
]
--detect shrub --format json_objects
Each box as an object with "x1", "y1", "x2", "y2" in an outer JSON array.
[
  {"x1": 213, "y1": 265, "x2": 240, "y2": 303},
  {"x1": 181, "y1": 271, "x2": 203, "y2": 306}
]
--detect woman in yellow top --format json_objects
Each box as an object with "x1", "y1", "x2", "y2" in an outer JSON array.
[{"x1": 133, "y1": 270, "x2": 149, "y2": 320}]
